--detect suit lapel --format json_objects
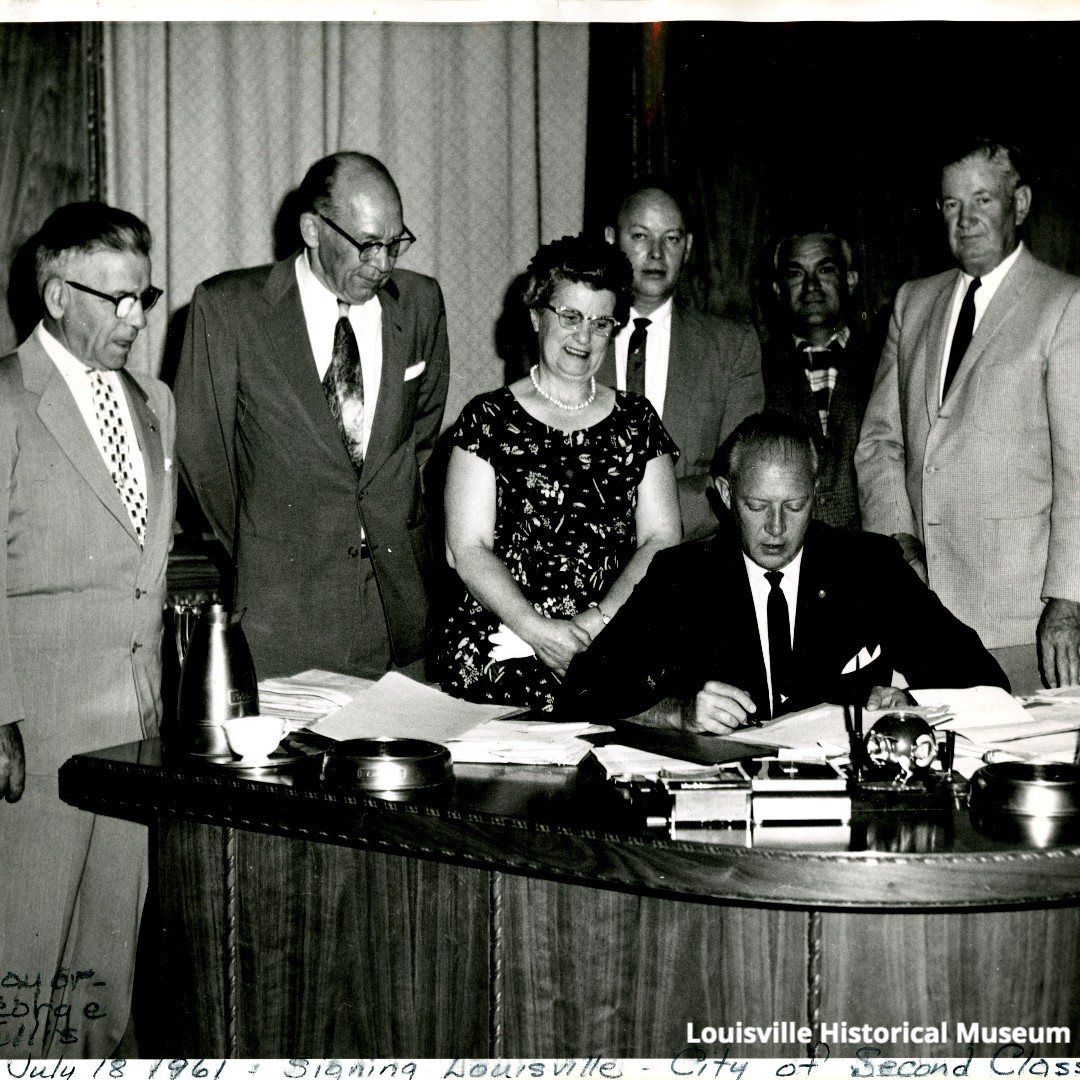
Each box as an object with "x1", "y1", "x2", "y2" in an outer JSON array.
[
  {"x1": 260, "y1": 259, "x2": 346, "y2": 454},
  {"x1": 664, "y1": 307, "x2": 697, "y2": 427},
  {"x1": 943, "y1": 246, "x2": 1035, "y2": 402},
  {"x1": 363, "y1": 276, "x2": 405, "y2": 479},
  {"x1": 22, "y1": 337, "x2": 139, "y2": 541},
  {"x1": 923, "y1": 271, "x2": 961, "y2": 423},
  {"x1": 714, "y1": 543, "x2": 770, "y2": 719}
]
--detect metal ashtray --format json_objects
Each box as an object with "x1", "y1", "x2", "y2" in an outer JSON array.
[
  {"x1": 969, "y1": 762, "x2": 1080, "y2": 819},
  {"x1": 321, "y1": 736, "x2": 452, "y2": 791}
]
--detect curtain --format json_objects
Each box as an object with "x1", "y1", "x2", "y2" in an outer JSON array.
[
  {"x1": 104, "y1": 21, "x2": 588, "y2": 423},
  {"x1": 586, "y1": 22, "x2": 1080, "y2": 346},
  {"x1": 0, "y1": 23, "x2": 102, "y2": 355}
]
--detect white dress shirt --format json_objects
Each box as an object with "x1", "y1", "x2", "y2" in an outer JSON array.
[
  {"x1": 37, "y1": 323, "x2": 148, "y2": 495},
  {"x1": 296, "y1": 251, "x2": 383, "y2": 456},
  {"x1": 939, "y1": 241, "x2": 1023, "y2": 404},
  {"x1": 611, "y1": 296, "x2": 673, "y2": 419},
  {"x1": 743, "y1": 548, "x2": 803, "y2": 711}
]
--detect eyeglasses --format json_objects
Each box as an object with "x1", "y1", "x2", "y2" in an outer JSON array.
[
  {"x1": 541, "y1": 304, "x2": 621, "y2": 338},
  {"x1": 66, "y1": 280, "x2": 163, "y2": 318},
  {"x1": 318, "y1": 213, "x2": 416, "y2": 262}
]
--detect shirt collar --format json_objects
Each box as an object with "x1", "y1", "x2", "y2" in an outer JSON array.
[
  {"x1": 794, "y1": 323, "x2": 851, "y2": 352},
  {"x1": 37, "y1": 322, "x2": 107, "y2": 381},
  {"x1": 743, "y1": 545, "x2": 805, "y2": 585},
  {"x1": 629, "y1": 295, "x2": 673, "y2": 329},
  {"x1": 961, "y1": 240, "x2": 1024, "y2": 291},
  {"x1": 296, "y1": 250, "x2": 379, "y2": 316}
]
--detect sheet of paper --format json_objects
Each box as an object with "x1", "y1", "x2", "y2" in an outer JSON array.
[
  {"x1": 258, "y1": 668, "x2": 372, "y2": 728},
  {"x1": 912, "y1": 685, "x2": 1030, "y2": 727},
  {"x1": 312, "y1": 671, "x2": 526, "y2": 743},
  {"x1": 591, "y1": 744, "x2": 727, "y2": 780},
  {"x1": 723, "y1": 702, "x2": 849, "y2": 750},
  {"x1": 447, "y1": 719, "x2": 612, "y2": 766}
]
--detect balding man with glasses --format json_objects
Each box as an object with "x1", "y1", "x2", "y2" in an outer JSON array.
[
  {"x1": 0, "y1": 201, "x2": 175, "y2": 1055},
  {"x1": 175, "y1": 151, "x2": 449, "y2": 680}
]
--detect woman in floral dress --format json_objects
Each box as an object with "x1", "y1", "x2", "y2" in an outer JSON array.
[{"x1": 437, "y1": 234, "x2": 682, "y2": 711}]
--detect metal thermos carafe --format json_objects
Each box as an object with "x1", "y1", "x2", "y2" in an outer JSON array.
[{"x1": 176, "y1": 603, "x2": 260, "y2": 756}]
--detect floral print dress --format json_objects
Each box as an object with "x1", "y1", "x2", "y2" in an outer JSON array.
[{"x1": 437, "y1": 386, "x2": 678, "y2": 711}]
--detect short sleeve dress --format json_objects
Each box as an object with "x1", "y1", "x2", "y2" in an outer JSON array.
[{"x1": 436, "y1": 386, "x2": 679, "y2": 711}]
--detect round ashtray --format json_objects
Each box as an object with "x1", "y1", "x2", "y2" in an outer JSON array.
[
  {"x1": 969, "y1": 762, "x2": 1080, "y2": 819},
  {"x1": 321, "y1": 736, "x2": 452, "y2": 790}
]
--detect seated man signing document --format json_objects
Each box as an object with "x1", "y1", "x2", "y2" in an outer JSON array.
[{"x1": 559, "y1": 411, "x2": 1008, "y2": 732}]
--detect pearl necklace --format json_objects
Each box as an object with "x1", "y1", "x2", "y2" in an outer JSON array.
[{"x1": 529, "y1": 365, "x2": 597, "y2": 412}]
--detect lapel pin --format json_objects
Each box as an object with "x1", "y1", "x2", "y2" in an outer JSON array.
[{"x1": 818, "y1": 589, "x2": 826, "y2": 599}]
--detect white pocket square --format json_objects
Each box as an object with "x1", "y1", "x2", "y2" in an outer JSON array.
[
  {"x1": 841, "y1": 644, "x2": 881, "y2": 674},
  {"x1": 404, "y1": 361, "x2": 426, "y2": 381}
]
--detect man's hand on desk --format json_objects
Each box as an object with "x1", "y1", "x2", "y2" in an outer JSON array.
[
  {"x1": 865, "y1": 685, "x2": 916, "y2": 711},
  {"x1": 1038, "y1": 597, "x2": 1080, "y2": 688},
  {"x1": 685, "y1": 681, "x2": 758, "y2": 735},
  {"x1": 0, "y1": 723, "x2": 25, "y2": 803}
]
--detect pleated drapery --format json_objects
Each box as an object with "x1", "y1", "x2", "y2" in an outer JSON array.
[{"x1": 104, "y1": 22, "x2": 589, "y2": 422}]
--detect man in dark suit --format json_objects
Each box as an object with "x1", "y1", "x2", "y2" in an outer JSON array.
[
  {"x1": 0, "y1": 202, "x2": 175, "y2": 1054},
  {"x1": 560, "y1": 411, "x2": 1007, "y2": 733},
  {"x1": 174, "y1": 152, "x2": 449, "y2": 680},
  {"x1": 602, "y1": 182, "x2": 763, "y2": 541},
  {"x1": 763, "y1": 225, "x2": 876, "y2": 529}
]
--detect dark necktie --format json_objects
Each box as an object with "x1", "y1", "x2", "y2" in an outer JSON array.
[
  {"x1": 942, "y1": 277, "x2": 982, "y2": 400},
  {"x1": 322, "y1": 301, "x2": 365, "y2": 472},
  {"x1": 626, "y1": 317, "x2": 651, "y2": 397},
  {"x1": 765, "y1": 570, "x2": 793, "y2": 719}
]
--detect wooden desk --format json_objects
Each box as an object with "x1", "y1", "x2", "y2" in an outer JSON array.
[{"x1": 59, "y1": 737, "x2": 1080, "y2": 1060}]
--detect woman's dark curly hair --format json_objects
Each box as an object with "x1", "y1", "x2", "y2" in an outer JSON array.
[{"x1": 521, "y1": 233, "x2": 633, "y2": 328}]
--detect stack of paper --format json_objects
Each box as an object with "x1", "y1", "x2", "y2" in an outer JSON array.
[
  {"x1": 592, "y1": 744, "x2": 727, "y2": 781},
  {"x1": 446, "y1": 719, "x2": 614, "y2": 766},
  {"x1": 258, "y1": 669, "x2": 372, "y2": 730},
  {"x1": 312, "y1": 672, "x2": 527, "y2": 743}
]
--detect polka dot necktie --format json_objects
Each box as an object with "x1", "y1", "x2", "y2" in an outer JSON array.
[{"x1": 89, "y1": 370, "x2": 147, "y2": 546}]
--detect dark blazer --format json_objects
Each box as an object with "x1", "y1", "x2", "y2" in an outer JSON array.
[
  {"x1": 600, "y1": 304, "x2": 763, "y2": 540},
  {"x1": 761, "y1": 327, "x2": 877, "y2": 530},
  {"x1": 173, "y1": 256, "x2": 450, "y2": 678},
  {"x1": 559, "y1": 521, "x2": 1009, "y2": 724}
]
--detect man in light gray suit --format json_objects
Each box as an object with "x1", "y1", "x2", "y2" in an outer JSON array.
[
  {"x1": 856, "y1": 137, "x2": 1080, "y2": 689},
  {"x1": 602, "y1": 182, "x2": 763, "y2": 541},
  {"x1": 0, "y1": 203, "x2": 175, "y2": 1055}
]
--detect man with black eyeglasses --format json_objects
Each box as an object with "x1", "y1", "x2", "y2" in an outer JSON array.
[
  {"x1": 602, "y1": 181, "x2": 764, "y2": 541},
  {"x1": 0, "y1": 201, "x2": 175, "y2": 1055},
  {"x1": 174, "y1": 151, "x2": 449, "y2": 680}
]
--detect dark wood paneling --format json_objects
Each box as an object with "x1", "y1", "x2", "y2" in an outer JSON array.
[
  {"x1": 819, "y1": 907, "x2": 1080, "y2": 1055},
  {"x1": 156, "y1": 818, "x2": 228, "y2": 1056},
  {"x1": 497, "y1": 874, "x2": 809, "y2": 1058},
  {"x1": 235, "y1": 834, "x2": 490, "y2": 1057},
  {"x1": 0, "y1": 24, "x2": 98, "y2": 354}
]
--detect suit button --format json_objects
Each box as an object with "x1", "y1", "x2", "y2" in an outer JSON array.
[
  {"x1": 135, "y1": 588, "x2": 142, "y2": 599},
  {"x1": 925, "y1": 465, "x2": 935, "y2": 474},
  {"x1": 348, "y1": 546, "x2": 359, "y2": 557},
  {"x1": 131, "y1": 642, "x2": 141, "y2": 653}
]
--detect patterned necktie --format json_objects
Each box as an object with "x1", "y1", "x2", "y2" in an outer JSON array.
[
  {"x1": 942, "y1": 276, "x2": 982, "y2": 400},
  {"x1": 626, "y1": 317, "x2": 651, "y2": 396},
  {"x1": 765, "y1": 570, "x2": 793, "y2": 719},
  {"x1": 89, "y1": 371, "x2": 147, "y2": 546},
  {"x1": 802, "y1": 341, "x2": 841, "y2": 437},
  {"x1": 323, "y1": 301, "x2": 365, "y2": 471}
]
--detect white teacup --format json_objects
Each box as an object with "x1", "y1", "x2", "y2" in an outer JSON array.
[{"x1": 222, "y1": 715, "x2": 287, "y2": 764}]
